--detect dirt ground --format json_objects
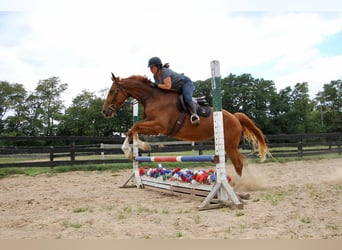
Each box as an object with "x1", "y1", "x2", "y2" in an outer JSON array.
[{"x1": 0, "y1": 158, "x2": 341, "y2": 239}]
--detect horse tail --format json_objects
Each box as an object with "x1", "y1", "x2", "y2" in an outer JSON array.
[{"x1": 234, "y1": 112, "x2": 271, "y2": 161}]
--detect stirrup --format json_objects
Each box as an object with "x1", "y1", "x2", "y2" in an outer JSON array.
[{"x1": 190, "y1": 114, "x2": 200, "y2": 125}]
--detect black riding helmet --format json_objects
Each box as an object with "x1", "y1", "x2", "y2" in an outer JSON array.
[{"x1": 147, "y1": 57, "x2": 162, "y2": 68}]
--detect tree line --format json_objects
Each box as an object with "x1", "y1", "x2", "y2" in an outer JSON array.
[{"x1": 0, "y1": 74, "x2": 341, "y2": 137}]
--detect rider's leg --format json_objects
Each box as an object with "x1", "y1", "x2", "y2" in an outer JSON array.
[
  {"x1": 183, "y1": 79, "x2": 200, "y2": 125},
  {"x1": 188, "y1": 101, "x2": 200, "y2": 124}
]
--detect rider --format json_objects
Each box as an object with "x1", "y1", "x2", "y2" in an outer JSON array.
[{"x1": 147, "y1": 56, "x2": 200, "y2": 125}]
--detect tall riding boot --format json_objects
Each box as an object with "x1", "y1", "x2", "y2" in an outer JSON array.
[{"x1": 189, "y1": 101, "x2": 200, "y2": 125}]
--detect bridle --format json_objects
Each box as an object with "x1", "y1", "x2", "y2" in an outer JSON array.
[
  {"x1": 107, "y1": 80, "x2": 129, "y2": 112},
  {"x1": 106, "y1": 76, "x2": 150, "y2": 112}
]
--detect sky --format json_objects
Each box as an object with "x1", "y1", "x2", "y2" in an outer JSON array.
[{"x1": 1, "y1": 0, "x2": 342, "y2": 106}]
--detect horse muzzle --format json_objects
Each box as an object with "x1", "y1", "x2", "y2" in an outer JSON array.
[{"x1": 102, "y1": 107, "x2": 115, "y2": 118}]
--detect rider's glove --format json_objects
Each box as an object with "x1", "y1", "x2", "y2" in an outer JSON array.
[{"x1": 151, "y1": 82, "x2": 158, "y2": 88}]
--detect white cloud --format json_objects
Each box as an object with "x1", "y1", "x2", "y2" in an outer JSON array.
[
  {"x1": 274, "y1": 54, "x2": 342, "y2": 93},
  {"x1": 1, "y1": 1, "x2": 342, "y2": 105}
]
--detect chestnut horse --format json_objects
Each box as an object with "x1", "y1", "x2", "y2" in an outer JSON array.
[{"x1": 102, "y1": 73, "x2": 270, "y2": 176}]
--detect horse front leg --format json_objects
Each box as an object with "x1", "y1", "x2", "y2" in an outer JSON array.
[
  {"x1": 121, "y1": 135, "x2": 133, "y2": 160},
  {"x1": 121, "y1": 127, "x2": 154, "y2": 160},
  {"x1": 121, "y1": 121, "x2": 163, "y2": 159},
  {"x1": 133, "y1": 133, "x2": 151, "y2": 152}
]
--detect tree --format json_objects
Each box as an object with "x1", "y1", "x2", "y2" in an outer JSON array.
[
  {"x1": 286, "y1": 82, "x2": 315, "y2": 133},
  {"x1": 57, "y1": 90, "x2": 97, "y2": 136},
  {"x1": 221, "y1": 73, "x2": 255, "y2": 114},
  {"x1": 0, "y1": 81, "x2": 27, "y2": 135},
  {"x1": 0, "y1": 81, "x2": 26, "y2": 120},
  {"x1": 315, "y1": 79, "x2": 342, "y2": 132},
  {"x1": 33, "y1": 77, "x2": 68, "y2": 136},
  {"x1": 247, "y1": 78, "x2": 277, "y2": 133},
  {"x1": 268, "y1": 86, "x2": 292, "y2": 134},
  {"x1": 2, "y1": 98, "x2": 31, "y2": 136},
  {"x1": 219, "y1": 74, "x2": 278, "y2": 133},
  {"x1": 193, "y1": 79, "x2": 212, "y2": 106},
  {"x1": 57, "y1": 90, "x2": 112, "y2": 136},
  {"x1": 57, "y1": 91, "x2": 135, "y2": 137}
]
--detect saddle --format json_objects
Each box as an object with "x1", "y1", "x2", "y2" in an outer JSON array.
[
  {"x1": 176, "y1": 95, "x2": 211, "y2": 118},
  {"x1": 168, "y1": 95, "x2": 212, "y2": 136}
]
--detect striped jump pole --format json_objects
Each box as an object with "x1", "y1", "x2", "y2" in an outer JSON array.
[{"x1": 134, "y1": 155, "x2": 219, "y2": 163}]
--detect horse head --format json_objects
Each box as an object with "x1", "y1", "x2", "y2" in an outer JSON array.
[
  {"x1": 102, "y1": 73, "x2": 129, "y2": 118},
  {"x1": 102, "y1": 73, "x2": 153, "y2": 118}
]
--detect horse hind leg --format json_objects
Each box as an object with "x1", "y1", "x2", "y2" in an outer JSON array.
[
  {"x1": 226, "y1": 149, "x2": 249, "y2": 190},
  {"x1": 226, "y1": 148, "x2": 247, "y2": 177}
]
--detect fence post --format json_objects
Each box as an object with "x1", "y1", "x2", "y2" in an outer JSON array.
[
  {"x1": 198, "y1": 142, "x2": 203, "y2": 155},
  {"x1": 49, "y1": 146, "x2": 54, "y2": 162},
  {"x1": 70, "y1": 140, "x2": 75, "y2": 162},
  {"x1": 297, "y1": 135, "x2": 303, "y2": 158},
  {"x1": 100, "y1": 143, "x2": 104, "y2": 160}
]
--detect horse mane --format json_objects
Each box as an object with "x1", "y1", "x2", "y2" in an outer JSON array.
[{"x1": 126, "y1": 75, "x2": 152, "y2": 86}]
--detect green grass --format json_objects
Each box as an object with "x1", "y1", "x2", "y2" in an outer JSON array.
[
  {"x1": 265, "y1": 192, "x2": 287, "y2": 206},
  {"x1": 0, "y1": 162, "x2": 133, "y2": 179},
  {"x1": 193, "y1": 215, "x2": 201, "y2": 224},
  {"x1": 300, "y1": 217, "x2": 312, "y2": 224},
  {"x1": 117, "y1": 206, "x2": 132, "y2": 220},
  {"x1": 61, "y1": 220, "x2": 82, "y2": 229},
  {"x1": 176, "y1": 231, "x2": 183, "y2": 238},
  {"x1": 0, "y1": 152, "x2": 128, "y2": 164},
  {"x1": 235, "y1": 211, "x2": 245, "y2": 217},
  {"x1": 73, "y1": 206, "x2": 92, "y2": 213}
]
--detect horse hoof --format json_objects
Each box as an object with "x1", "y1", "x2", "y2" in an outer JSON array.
[
  {"x1": 144, "y1": 143, "x2": 151, "y2": 151},
  {"x1": 123, "y1": 150, "x2": 134, "y2": 160},
  {"x1": 127, "y1": 152, "x2": 134, "y2": 160}
]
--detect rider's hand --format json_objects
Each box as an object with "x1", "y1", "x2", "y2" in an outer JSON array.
[{"x1": 151, "y1": 82, "x2": 158, "y2": 88}]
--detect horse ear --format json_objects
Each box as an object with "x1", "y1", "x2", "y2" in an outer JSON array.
[{"x1": 111, "y1": 73, "x2": 116, "y2": 81}]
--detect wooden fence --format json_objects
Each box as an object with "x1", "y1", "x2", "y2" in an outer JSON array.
[{"x1": 0, "y1": 133, "x2": 340, "y2": 168}]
